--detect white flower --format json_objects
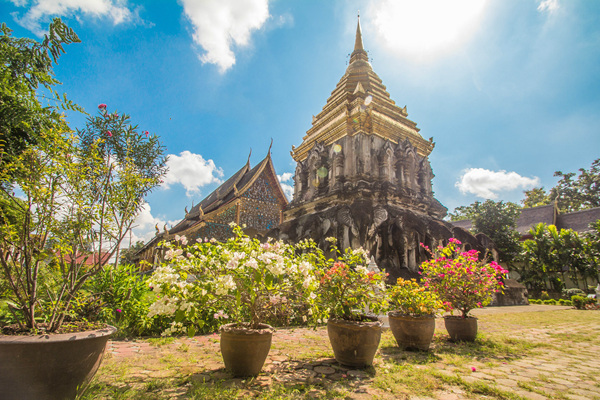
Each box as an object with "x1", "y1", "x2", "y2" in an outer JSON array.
[
  {"x1": 298, "y1": 261, "x2": 312, "y2": 276},
  {"x1": 303, "y1": 276, "x2": 314, "y2": 289},
  {"x1": 164, "y1": 248, "x2": 183, "y2": 261},
  {"x1": 355, "y1": 265, "x2": 369, "y2": 275},
  {"x1": 246, "y1": 258, "x2": 258, "y2": 269}
]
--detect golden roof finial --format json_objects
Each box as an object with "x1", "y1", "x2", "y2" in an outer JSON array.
[
  {"x1": 350, "y1": 12, "x2": 369, "y2": 65},
  {"x1": 354, "y1": 12, "x2": 364, "y2": 52}
]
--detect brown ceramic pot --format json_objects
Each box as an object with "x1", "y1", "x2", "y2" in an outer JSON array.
[
  {"x1": 219, "y1": 323, "x2": 274, "y2": 377},
  {"x1": 0, "y1": 325, "x2": 117, "y2": 400},
  {"x1": 388, "y1": 312, "x2": 436, "y2": 351},
  {"x1": 444, "y1": 316, "x2": 478, "y2": 342},
  {"x1": 327, "y1": 316, "x2": 382, "y2": 367}
]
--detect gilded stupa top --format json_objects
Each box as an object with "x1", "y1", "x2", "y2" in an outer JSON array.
[{"x1": 291, "y1": 17, "x2": 434, "y2": 162}]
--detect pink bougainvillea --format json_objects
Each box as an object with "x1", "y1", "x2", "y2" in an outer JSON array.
[{"x1": 420, "y1": 239, "x2": 508, "y2": 318}]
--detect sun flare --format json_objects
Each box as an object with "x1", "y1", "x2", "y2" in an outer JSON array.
[{"x1": 369, "y1": 0, "x2": 488, "y2": 58}]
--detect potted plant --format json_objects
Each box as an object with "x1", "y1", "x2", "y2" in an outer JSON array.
[
  {"x1": 419, "y1": 238, "x2": 508, "y2": 341},
  {"x1": 0, "y1": 97, "x2": 166, "y2": 400},
  {"x1": 387, "y1": 278, "x2": 442, "y2": 350},
  {"x1": 148, "y1": 224, "x2": 317, "y2": 377},
  {"x1": 311, "y1": 238, "x2": 388, "y2": 367}
]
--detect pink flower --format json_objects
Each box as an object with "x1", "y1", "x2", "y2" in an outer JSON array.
[
  {"x1": 106, "y1": 131, "x2": 112, "y2": 137},
  {"x1": 98, "y1": 103, "x2": 107, "y2": 110},
  {"x1": 471, "y1": 367, "x2": 476, "y2": 372},
  {"x1": 145, "y1": 131, "x2": 149, "y2": 137},
  {"x1": 116, "y1": 309, "x2": 122, "y2": 313}
]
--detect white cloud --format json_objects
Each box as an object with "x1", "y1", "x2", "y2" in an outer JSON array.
[
  {"x1": 128, "y1": 202, "x2": 179, "y2": 245},
  {"x1": 456, "y1": 168, "x2": 540, "y2": 199},
  {"x1": 10, "y1": 0, "x2": 137, "y2": 35},
  {"x1": 162, "y1": 151, "x2": 224, "y2": 197},
  {"x1": 537, "y1": 0, "x2": 559, "y2": 13},
  {"x1": 277, "y1": 172, "x2": 294, "y2": 200},
  {"x1": 179, "y1": 0, "x2": 270, "y2": 73},
  {"x1": 368, "y1": 0, "x2": 487, "y2": 58}
]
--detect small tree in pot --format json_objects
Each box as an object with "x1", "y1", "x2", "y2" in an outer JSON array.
[
  {"x1": 387, "y1": 278, "x2": 442, "y2": 350},
  {"x1": 0, "y1": 103, "x2": 166, "y2": 399},
  {"x1": 147, "y1": 224, "x2": 319, "y2": 376},
  {"x1": 419, "y1": 238, "x2": 507, "y2": 341},
  {"x1": 312, "y1": 238, "x2": 388, "y2": 367}
]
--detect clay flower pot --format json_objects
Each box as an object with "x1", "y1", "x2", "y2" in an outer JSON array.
[
  {"x1": 444, "y1": 316, "x2": 478, "y2": 342},
  {"x1": 219, "y1": 323, "x2": 274, "y2": 377},
  {"x1": 0, "y1": 325, "x2": 117, "y2": 400},
  {"x1": 327, "y1": 316, "x2": 382, "y2": 367},
  {"x1": 388, "y1": 312, "x2": 436, "y2": 351}
]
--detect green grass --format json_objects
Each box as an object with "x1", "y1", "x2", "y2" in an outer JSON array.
[{"x1": 79, "y1": 309, "x2": 600, "y2": 399}]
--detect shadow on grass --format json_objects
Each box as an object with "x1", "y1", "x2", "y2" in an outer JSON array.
[
  {"x1": 81, "y1": 358, "x2": 378, "y2": 400},
  {"x1": 379, "y1": 332, "x2": 539, "y2": 368}
]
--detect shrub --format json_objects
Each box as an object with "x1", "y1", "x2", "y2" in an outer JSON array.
[
  {"x1": 77, "y1": 264, "x2": 173, "y2": 337},
  {"x1": 562, "y1": 288, "x2": 585, "y2": 299},
  {"x1": 540, "y1": 291, "x2": 550, "y2": 300},
  {"x1": 419, "y1": 238, "x2": 507, "y2": 318},
  {"x1": 529, "y1": 299, "x2": 542, "y2": 304},
  {"x1": 387, "y1": 278, "x2": 442, "y2": 316},
  {"x1": 571, "y1": 295, "x2": 595, "y2": 310},
  {"x1": 543, "y1": 299, "x2": 557, "y2": 305},
  {"x1": 563, "y1": 300, "x2": 572, "y2": 306}
]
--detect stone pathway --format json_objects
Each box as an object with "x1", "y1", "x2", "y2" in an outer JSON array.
[{"x1": 102, "y1": 306, "x2": 600, "y2": 400}]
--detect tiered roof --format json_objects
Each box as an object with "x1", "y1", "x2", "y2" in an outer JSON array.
[{"x1": 291, "y1": 17, "x2": 434, "y2": 162}]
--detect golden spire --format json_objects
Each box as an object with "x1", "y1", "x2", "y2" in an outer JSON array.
[
  {"x1": 354, "y1": 13, "x2": 364, "y2": 52},
  {"x1": 350, "y1": 13, "x2": 369, "y2": 64}
]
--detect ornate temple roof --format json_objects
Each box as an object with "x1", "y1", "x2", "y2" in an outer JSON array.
[
  {"x1": 291, "y1": 17, "x2": 434, "y2": 162},
  {"x1": 138, "y1": 149, "x2": 289, "y2": 256},
  {"x1": 172, "y1": 150, "x2": 288, "y2": 234}
]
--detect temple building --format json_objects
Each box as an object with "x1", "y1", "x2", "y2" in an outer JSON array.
[
  {"x1": 275, "y1": 19, "x2": 493, "y2": 280},
  {"x1": 135, "y1": 150, "x2": 289, "y2": 266}
]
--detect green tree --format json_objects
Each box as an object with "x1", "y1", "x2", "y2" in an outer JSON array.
[
  {"x1": 119, "y1": 241, "x2": 145, "y2": 266},
  {"x1": 516, "y1": 223, "x2": 596, "y2": 293},
  {"x1": 0, "y1": 18, "x2": 82, "y2": 177},
  {"x1": 0, "y1": 107, "x2": 167, "y2": 332},
  {"x1": 450, "y1": 200, "x2": 521, "y2": 264},
  {"x1": 521, "y1": 187, "x2": 551, "y2": 208},
  {"x1": 521, "y1": 159, "x2": 600, "y2": 212}
]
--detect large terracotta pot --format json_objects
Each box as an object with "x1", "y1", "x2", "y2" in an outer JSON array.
[
  {"x1": 327, "y1": 317, "x2": 382, "y2": 367},
  {"x1": 444, "y1": 316, "x2": 478, "y2": 342},
  {"x1": 388, "y1": 312, "x2": 436, "y2": 351},
  {"x1": 219, "y1": 323, "x2": 274, "y2": 377},
  {"x1": 0, "y1": 325, "x2": 117, "y2": 400}
]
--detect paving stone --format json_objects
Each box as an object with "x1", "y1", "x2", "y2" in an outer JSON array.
[
  {"x1": 314, "y1": 365, "x2": 336, "y2": 375},
  {"x1": 347, "y1": 370, "x2": 369, "y2": 379},
  {"x1": 565, "y1": 394, "x2": 594, "y2": 400},
  {"x1": 569, "y1": 388, "x2": 600, "y2": 398},
  {"x1": 494, "y1": 378, "x2": 519, "y2": 387},
  {"x1": 513, "y1": 390, "x2": 548, "y2": 400}
]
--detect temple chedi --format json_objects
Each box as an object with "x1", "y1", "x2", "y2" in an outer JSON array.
[{"x1": 276, "y1": 18, "x2": 493, "y2": 280}]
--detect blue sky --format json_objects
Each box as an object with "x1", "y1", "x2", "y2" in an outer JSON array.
[{"x1": 3, "y1": 0, "x2": 600, "y2": 245}]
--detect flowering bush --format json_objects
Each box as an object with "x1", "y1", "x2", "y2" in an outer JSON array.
[
  {"x1": 312, "y1": 238, "x2": 387, "y2": 322},
  {"x1": 420, "y1": 238, "x2": 508, "y2": 318},
  {"x1": 387, "y1": 278, "x2": 442, "y2": 316},
  {"x1": 147, "y1": 224, "x2": 318, "y2": 335}
]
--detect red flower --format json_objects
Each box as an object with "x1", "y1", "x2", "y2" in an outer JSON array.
[
  {"x1": 98, "y1": 103, "x2": 107, "y2": 110},
  {"x1": 106, "y1": 131, "x2": 112, "y2": 137}
]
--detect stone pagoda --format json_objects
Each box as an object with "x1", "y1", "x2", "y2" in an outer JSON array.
[{"x1": 276, "y1": 18, "x2": 493, "y2": 280}]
